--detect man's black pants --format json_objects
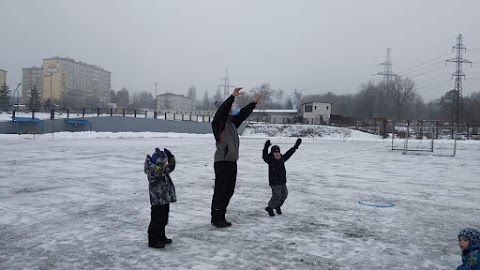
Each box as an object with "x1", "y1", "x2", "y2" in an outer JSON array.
[{"x1": 211, "y1": 161, "x2": 237, "y2": 222}]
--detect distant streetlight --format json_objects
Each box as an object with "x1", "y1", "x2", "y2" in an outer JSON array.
[
  {"x1": 12, "y1": 83, "x2": 21, "y2": 111},
  {"x1": 155, "y1": 82, "x2": 158, "y2": 112}
]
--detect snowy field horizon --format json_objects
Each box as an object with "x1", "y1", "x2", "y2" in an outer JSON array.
[{"x1": 1, "y1": 125, "x2": 479, "y2": 269}]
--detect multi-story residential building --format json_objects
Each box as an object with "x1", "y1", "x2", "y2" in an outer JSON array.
[
  {"x1": 42, "y1": 57, "x2": 111, "y2": 109},
  {"x1": 157, "y1": 92, "x2": 195, "y2": 112},
  {"x1": 22, "y1": 67, "x2": 43, "y2": 104},
  {"x1": 0, "y1": 69, "x2": 6, "y2": 87}
]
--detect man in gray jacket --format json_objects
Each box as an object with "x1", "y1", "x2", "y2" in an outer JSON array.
[{"x1": 211, "y1": 87, "x2": 262, "y2": 228}]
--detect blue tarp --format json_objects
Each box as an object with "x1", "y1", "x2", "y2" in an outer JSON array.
[
  {"x1": 11, "y1": 117, "x2": 42, "y2": 123},
  {"x1": 64, "y1": 119, "x2": 91, "y2": 125}
]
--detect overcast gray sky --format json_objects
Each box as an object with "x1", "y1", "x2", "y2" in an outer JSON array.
[{"x1": 1, "y1": 0, "x2": 480, "y2": 102}]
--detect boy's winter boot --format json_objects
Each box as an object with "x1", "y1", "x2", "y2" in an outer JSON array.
[
  {"x1": 275, "y1": 207, "x2": 282, "y2": 215},
  {"x1": 265, "y1": 207, "x2": 275, "y2": 217},
  {"x1": 160, "y1": 228, "x2": 172, "y2": 244}
]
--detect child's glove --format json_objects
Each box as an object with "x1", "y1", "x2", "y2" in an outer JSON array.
[
  {"x1": 294, "y1": 138, "x2": 302, "y2": 149},
  {"x1": 265, "y1": 140, "x2": 271, "y2": 148},
  {"x1": 155, "y1": 148, "x2": 167, "y2": 159},
  {"x1": 163, "y1": 148, "x2": 173, "y2": 158}
]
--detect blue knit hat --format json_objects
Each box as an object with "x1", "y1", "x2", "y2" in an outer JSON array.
[
  {"x1": 151, "y1": 148, "x2": 167, "y2": 164},
  {"x1": 458, "y1": 228, "x2": 480, "y2": 246}
]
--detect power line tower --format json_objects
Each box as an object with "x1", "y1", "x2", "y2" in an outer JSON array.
[
  {"x1": 220, "y1": 68, "x2": 234, "y2": 100},
  {"x1": 377, "y1": 48, "x2": 398, "y2": 86},
  {"x1": 446, "y1": 34, "x2": 472, "y2": 123}
]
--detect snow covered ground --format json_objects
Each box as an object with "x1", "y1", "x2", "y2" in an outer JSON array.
[{"x1": 0, "y1": 126, "x2": 479, "y2": 269}]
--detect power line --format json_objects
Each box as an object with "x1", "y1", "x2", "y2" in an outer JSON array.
[
  {"x1": 395, "y1": 51, "x2": 452, "y2": 75},
  {"x1": 414, "y1": 73, "x2": 452, "y2": 85},
  {"x1": 416, "y1": 82, "x2": 452, "y2": 93},
  {"x1": 409, "y1": 66, "x2": 447, "y2": 79}
]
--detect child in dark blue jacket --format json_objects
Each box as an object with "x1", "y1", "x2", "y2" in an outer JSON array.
[
  {"x1": 457, "y1": 228, "x2": 480, "y2": 270},
  {"x1": 262, "y1": 138, "x2": 301, "y2": 216}
]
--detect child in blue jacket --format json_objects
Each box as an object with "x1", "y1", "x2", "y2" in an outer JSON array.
[
  {"x1": 457, "y1": 228, "x2": 480, "y2": 270},
  {"x1": 262, "y1": 138, "x2": 301, "y2": 216}
]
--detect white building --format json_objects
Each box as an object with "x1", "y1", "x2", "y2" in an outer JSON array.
[
  {"x1": 157, "y1": 93, "x2": 195, "y2": 112},
  {"x1": 302, "y1": 101, "x2": 332, "y2": 124}
]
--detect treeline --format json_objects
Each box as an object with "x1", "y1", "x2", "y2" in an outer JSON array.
[{"x1": 5, "y1": 80, "x2": 479, "y2": 122}]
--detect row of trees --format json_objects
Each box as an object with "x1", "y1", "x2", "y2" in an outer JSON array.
[
  {"x1": 2, "y1": 79, "x2": 479, "y2": 121},
  {"x1": 0, "y1": 83, "x2": 43, "y2": 112}
]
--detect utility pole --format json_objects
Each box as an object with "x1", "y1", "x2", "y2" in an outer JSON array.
[
  {"x1": 220, "y1": 68, "x2": 234, "y2": 99},
  {"x1": 446, "y1": 34, "x2": 472, "y2": 124},
  {"x1": 376, "y1": 48, "x2": 398, "y2": 117},
  {"x1": 376, "y1": 48, "x2": 398, "y2": 86}
]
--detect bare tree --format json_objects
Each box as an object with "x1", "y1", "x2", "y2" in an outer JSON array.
[{"x1": 389, "y1": 77, "x2": 417, "y2": 119}]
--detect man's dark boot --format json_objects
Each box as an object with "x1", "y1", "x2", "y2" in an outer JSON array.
[
  {"x1": 265, "y1": 207, "x2": 275, "y2": 217},
  {"x1": 222, "y1": 211, "x2": 232, "y2": 227},
  {"x1": 275, "y1": 207, "x2": 282, "y2": 215},
  {"x1": 211, "y1": 209, "x2": 227, "y2": 228},
  {"x1": 149, "y1": 242, "x2": 166, "y2": 248},
  {"x1": 149, "y1": 235, "x2": 166, "y2": 248}
]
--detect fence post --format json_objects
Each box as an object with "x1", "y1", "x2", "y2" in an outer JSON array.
[
  {"x1": 32, "y1": 110, "x2": 35, "y2": 119},
  {"x1": 110, "y1": 108, "x2": 113, "y2": 117},
  {"x1": 466, "y1": 122, "x2": 470, "y2": 140},
  {"x1": 97, "y1": 107, "x2": 100, "y2": 117},
  {"x1": 123, "y1": 108, "x2": 126, "y2": 117},
  {"x1": 435, "y1": 121, "x2": 439, "y2": 139},
  {"x1": 381, "y1": 119, "x2": 388, "y2": 138},
  {"x1": 145, "y1": 111, "x2": 147, "y2": 119}
]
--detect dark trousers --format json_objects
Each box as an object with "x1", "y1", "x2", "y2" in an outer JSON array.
[
  {"x1": 148, "y1": 204, "x2": 169, "y2": 244},
  {"x1": 211, "y1": 161, "x2": 237, "y2": 221},
  {"x1": 267, "y1": 184, "x2": 288, "y2": 209}
]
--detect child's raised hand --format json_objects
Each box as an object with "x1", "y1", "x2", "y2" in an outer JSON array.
[
  {"x1": 265, "y1": 140, "x2": 271, "y2": 148},
  {"x1": 294, "y1": 138, "x2": 302, "y2": 149},
  {"x1": 163, "y1": 148, "x2": 173, "y2": 158}
]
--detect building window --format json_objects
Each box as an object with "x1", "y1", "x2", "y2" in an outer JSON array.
[
  {"x1": 305, "y1": 105, "x2": 312, "y2": 112},
  {"x1": 326, "y1": 106, "x2": 329, "y2": 110}
]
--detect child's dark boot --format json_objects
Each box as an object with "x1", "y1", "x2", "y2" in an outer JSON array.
[{"x1": 265, "y1": 207, "x2": 275, "y2": 217}]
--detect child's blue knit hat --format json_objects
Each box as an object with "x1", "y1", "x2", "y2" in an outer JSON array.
[
  {"x1": 151, "y1": 148, "x2": 167, "y2": 164},
  {"x1": 458, "y1": 228, "x2": 480, "y2": 246}
]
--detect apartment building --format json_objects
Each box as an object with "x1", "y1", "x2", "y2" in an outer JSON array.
[
  {"x1": 22, "y1": 67, "x2": 43, "y2": 104},
  {"x1": 0, "y1": 69, "x2": 6, "y2": 87},
  {"x1": 42, "y1": 57, "x2": 111, "y2": 109}
]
